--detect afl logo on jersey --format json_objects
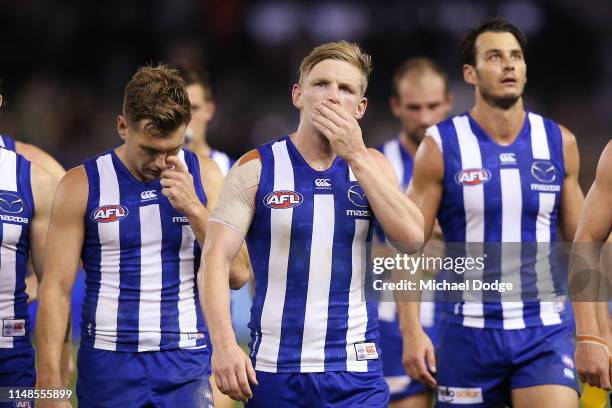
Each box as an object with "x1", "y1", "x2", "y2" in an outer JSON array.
[
  {"x1": 455, "y1": 168, "x2": 491, "y2": 186},
  {"x1": 91, "y1": 205, "x2": 129, "y2": 223},
  {"x1": 264, "y1": 191, "x2": 303, "y2": 209}
]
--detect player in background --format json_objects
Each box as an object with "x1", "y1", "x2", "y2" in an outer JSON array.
[
  {"x1": 0, "y1": 145, "x2": 60, "y2": 401},
  {"x1": 175, "y1": 63, "x2": 235, "y2": 175},
  {"x1": 376, "y1": 58, "x2": 452, "y2": 408},
  {"x1": 400, "y1": 18, "x2": 584, "y2": 407},
  {"x1": 176, "y1": 61, "x2": 252, "y2": 408},
  {"x1": 200, "y1": 41, "x2": 425, "y2": 407},
  {"x1": 35, "y1": 65, "x2": 249, "y2": 407},
  {"x1": 572, "y1": 140, "x2": 612, "y2": 389},
  {"x1": 0, "y1": 81, "x2": 74, "y2": 386}
]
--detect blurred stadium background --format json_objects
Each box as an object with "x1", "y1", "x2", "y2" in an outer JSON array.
[{"x1": 2, "y1": 0, "x2": 611, "y2": 405}]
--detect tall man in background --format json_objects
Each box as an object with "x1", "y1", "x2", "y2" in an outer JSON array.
[{"x1": 400, "y1": 18, "x2": 584, "y2": 407}]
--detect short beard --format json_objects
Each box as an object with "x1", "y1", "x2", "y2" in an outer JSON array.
[{"x1": 480, "y1": 88, "x2": 521, "y2": 110}]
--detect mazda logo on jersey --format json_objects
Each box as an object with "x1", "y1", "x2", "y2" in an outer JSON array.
[
  {"x1": 91, "y1": 205, "x2": 129, "y2": 223},
  {"x1": 455, "y1": 168, "x2": 491, "y2": 186},
  {"x1": 531, "y1": 161, "x2": 556, "y2": 183},
  {"x1": 264, "y1": 191, "x2": 303, "y2": 209},
  {"x1": 0, "y1": 192, "x2": 24, "y2": 214},
  {"x1": 348, "y1": 184, "x2": 368, "y2": 208}
]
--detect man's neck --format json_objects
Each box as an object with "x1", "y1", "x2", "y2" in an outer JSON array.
[
  {"x1": 187, "y1": 135, "x2": 211, "y2": 157},
  {"x1": 291, "y1": 123, "x2": 336, "y2": 171},
  {"x1": 469, "y1": 96, "x2": 526, "y2": 146},
  {"x1": 398, "y1": 131, "x2": 419, "y2": 157}
]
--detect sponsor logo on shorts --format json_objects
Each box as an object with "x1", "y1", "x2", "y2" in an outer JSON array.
[
  {"x1": 354, "y1": 342, "x2": 379, "y2": 361},
  {"x1": 264, "y1": 191, "x2": 303, "y2": 209},
  {"x1": 91, "y1": 205, "x2": 129, "y2": 223},
  {"x1": 564, "y1": 368, "x2": 575, "y2": 380},
  {"x1": 562, "y1": 354, "x2": 574, "y2": 369},
  {"x1": 455, "y1": 169, "x2": 491, "y2": 186},
  {"x1": 0, "y1": 192, "x2": 24, "y2": 214},
  {"x1": 437, "y1": 386, "x2": 483, "y2": 404},
  {"x1": 2, "y1": 319, "x2": 26, "y2": 337}
]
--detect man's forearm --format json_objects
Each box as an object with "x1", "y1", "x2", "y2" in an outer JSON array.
[
  {"x1": 349, "y1": 153, "x2": 424, "y2": 246},
  {"x1": 397, "y1": 300, "x2": 423, "y2": 336},
  {"x1": 201, "y1": 252, "x2": 237, "y2": 347},
  {"x1": 36, "y1": 283, "x2": 71, "y2": 385}
]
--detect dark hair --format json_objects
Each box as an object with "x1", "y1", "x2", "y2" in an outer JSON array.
[
  {"x1": 391, "y1": 57, "x2": 449, "y2": 98},
  {"x1": 460, "y1": 17, "x2": 527, "y2": 66},
  {"x1": 123, "y1": 64, "x2": 191, "y2": 137},
  {"x1": 174, "y1": 63, "x2": 213, "y2": 101}
]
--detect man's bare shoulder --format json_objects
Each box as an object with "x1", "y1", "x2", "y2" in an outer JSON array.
[{"x1": 15, "y1": 141, "x2": 66, "y2": 179}]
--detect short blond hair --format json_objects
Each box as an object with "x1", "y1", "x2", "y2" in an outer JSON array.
[{"x1": 298, "y1": 41, "x2": 372, "y2": 95}]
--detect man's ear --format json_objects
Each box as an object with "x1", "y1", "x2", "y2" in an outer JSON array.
[
  {"x1": 463, "y1": 64, "x2": 477, "y2": 86},
  {"x1": 355, "y1": 97, "x2": 367, "y2": 120},
  {"x1": 117, "y1": 115, "x2": 128, "y2": 141},
  {"x1": 292, "y1": 83, "x2": 304, "y2": 109}
]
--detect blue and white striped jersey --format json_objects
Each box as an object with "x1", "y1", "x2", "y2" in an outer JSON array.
[
  {"x1": 377, "y1": 137, "x2": 414, "y2": 190},
  {"x1": 81, "y1": 148, "x2": 208, "y2": 352},
  {"x1": 246, "y1": 136, "x2": 381, "y2": 373},
  {"x1": 0, "y1": 135, "x2": 17, "y2": 152},
  {"x1": 210, "y1": 149, "x2": 235, "y2": 177},
  {"x1": 431, "y1": 112, "x2": 565, "y2": 329},
  {"x1": 0, "y1": 148, "x2": 34, "y2": 349}
]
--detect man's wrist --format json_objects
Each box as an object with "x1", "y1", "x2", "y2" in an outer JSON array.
[{"x1": 185, "y1": 201, "x2": 207, "y2": 221}]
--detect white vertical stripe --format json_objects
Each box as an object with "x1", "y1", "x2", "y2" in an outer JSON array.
[
  {"x1": 93, "y1": 155, "x2": 121, "y2": 350},
  {"x1": 453, "y1": 116, "x2": 485, "y2": 327},
  {"x1": 211, "y1": 151, "x2": 231, "y2": 177},
  {"x1": 535, "y1": 193, "x2": 561, "y2": 325},
  {"x1": 0, "y1": 149, "x2": 18, "y2": 191},
  {"x1": 0, "y1": 224, "x2": 22, "y2": 348},
  {"x1": 349, "y1": 166, "x2": 357, "y2": 182},
  {"x1": 529, "y1": 113, "x2": 550, "y2": 160},
  {"x1": 0, "y1": 136, "x2": 5, "y2": 147},
  {"x1": 138, "y1": 204, "x2": 163, "y2": 351},
  {"x1": 426, "y1": 125, "x2": 443, "y2": 153},
  {"x1": 346, "y1": 219, "x2": 369, "y2": 372},
  {"x1": 256, "y1": 140, "x2": 293, "y2": 372},
  {"x1": 500, "y1": 168, "x2": 525, "y2": 329},
  {"x1": 177, "y1": 226, "x2": 198, "y2": 348},
  {"x1": 300, "y1": 195, "x2": 335, "y2": 371},
  {"x1": 383, "y1": 139, "x2": 404, "y2": 186}
]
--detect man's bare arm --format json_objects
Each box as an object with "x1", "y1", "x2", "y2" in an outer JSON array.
[
  {"x1": 559, "y1": 126, "x2": 585, "y2": 241},
  {"x1": 36, "y1": 167, "x2": 87, "y2": 387},
  {"x1": 15, "y1": 141, "x2": 66, "y2": 180},
  {"x1": 200, "y1": 155, "x2": 252, "y2": 289}
]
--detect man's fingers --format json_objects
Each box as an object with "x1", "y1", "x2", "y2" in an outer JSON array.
[
  {"x1": 246, "y1": 358, "x2": 258, "y2": 385},
  {"x1": 426, "y1": 346, "x2": 437, "y2": 374},
  {"x1": 414, "y1": 356, "x2": 436, "y2": 387},
  {"x1": 166, "y1": 155, "x2": 188, "y2": 172},
  {"x1": 312, "y1": 112, "x2": 340, "y2": 135},
  {"x1": 315, "y1": 103, "x2": 345, "y2": 127},
  {"x1": 236, "y1": 365, "x2": 253, "y2": 400},
  {"x1": 226, "y1": 370, "x2": 244, "y2": 401},
  {"x1": 320, "y1": 100, "x2": 351, "y2": 121}
]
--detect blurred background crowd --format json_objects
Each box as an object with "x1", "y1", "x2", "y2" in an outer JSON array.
[{"x1": 1, "y1": 0, "x2": 610, "y2": 188}]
